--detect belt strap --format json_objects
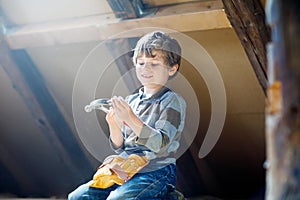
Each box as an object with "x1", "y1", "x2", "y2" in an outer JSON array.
[{"x1": 108, "y1": 163, "x2": 131, "y2": 182}]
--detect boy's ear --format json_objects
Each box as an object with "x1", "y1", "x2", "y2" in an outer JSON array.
[{"x1": 168, "y1": 64, "x2": 179, "y2": 77}]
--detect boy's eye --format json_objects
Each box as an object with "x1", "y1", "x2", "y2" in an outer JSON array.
[
  {"x1": 151, "y1": 63, "x2": 160, "y2": 67},
  {"x1": 136, "y1": 62, "x2": 160, "y2": 67},
  {"x1": 137, "y1": 62, "x2": 145, "y2": 66}
]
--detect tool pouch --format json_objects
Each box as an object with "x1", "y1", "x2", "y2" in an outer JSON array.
[{"x1": 89, "y1": 154, "x2": 149, "y2": 189}]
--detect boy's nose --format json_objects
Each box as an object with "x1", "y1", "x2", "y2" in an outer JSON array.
[
  {"x1": 141, "y1": 63, "x2": 152, "y2": 70},
  {"x1": 144, "y1": 64, "x2": 152, "y2": 70}
]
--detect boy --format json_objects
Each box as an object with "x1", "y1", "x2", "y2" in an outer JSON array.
[{"x1": 69, "y1": 31, "x2": 186, "y2": 200}]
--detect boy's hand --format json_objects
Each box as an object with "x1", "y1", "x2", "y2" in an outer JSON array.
[
  {"x1": 111, "y1": 96, "x2": 144, "y2": 137},
  {"x1": 111, "y1": 96, "x2": 134, "y2": 124},
  {"x1": 105, "y1": 109, "x2": 122, "y2": 129}
]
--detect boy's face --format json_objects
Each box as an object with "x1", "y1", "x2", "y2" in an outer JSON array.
[{"x1": 135, "y1": 50, "x2": 177, "y2": 94}]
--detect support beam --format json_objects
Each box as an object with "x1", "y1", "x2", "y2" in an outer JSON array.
[
  {"x1": 221, "y1": 0, "x2": 270, "y2": 94},
  {"x1": 265, "y1": 0, "x2": 300, "y2": 199},
  {"x1": 143, "y1": 0, "x2": 201, "y2": 7},
  {"x1": 105, "y1": 38, "x2": 141, "y2": 93},
  {"x1": 3, "y1": 1, "x2": 230, "y2": 49},
  {"x1": 0, "y1": 31, "x2": 94, "y2": 184}
]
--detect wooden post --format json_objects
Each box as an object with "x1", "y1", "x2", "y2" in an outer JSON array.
[
  {"x1": 265, "y1": 0, "x2": 300, "y2": 199},
  {"x1": 222, "y1": 0, "x2": 270, "y2": 94}
]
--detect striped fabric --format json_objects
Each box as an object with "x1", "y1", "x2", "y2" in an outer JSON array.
[{"x1": 110, "y1": 86, "x2": 186, "y2": 169}]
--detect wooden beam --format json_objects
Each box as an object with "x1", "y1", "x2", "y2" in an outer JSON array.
[
  {"x1": 143, "y1": 0, "x2": 201, "y2": 7},
  {"x1": 105, "y1": 38, "x2": 141, "y2": 93},
  {"x1": 221, "y1": 0, "x2": 270, "y2": 94},
  {"x1": 0, "y1": 31, "x2": 94, "y2": 183},
  {"x1": 265, "y1": 0, "x2": 300, "y2": 199},
  {"x1": 4, "y1": 1, "x2": 230, "y2": 49}
]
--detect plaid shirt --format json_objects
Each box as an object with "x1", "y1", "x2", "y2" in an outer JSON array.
[{"x1": 110, "y1": 86, "x2": 186, "y2": 167}]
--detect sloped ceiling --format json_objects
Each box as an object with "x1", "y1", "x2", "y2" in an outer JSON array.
[{"x1": 0, "y1": 0, "x2": 266, "y2": 199}]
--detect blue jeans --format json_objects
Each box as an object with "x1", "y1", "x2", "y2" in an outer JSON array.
[{"x1": 68, "y1": 164, "x2": 176, "y2": 200}]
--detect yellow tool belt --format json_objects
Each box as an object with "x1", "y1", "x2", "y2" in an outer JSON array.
[{"x1": 89, "y1": 154, "x2": 150, "y2": 189}]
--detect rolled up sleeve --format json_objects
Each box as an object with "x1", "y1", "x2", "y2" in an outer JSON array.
[{"x1": 109, "y1": 136, "x2": 124, "y2": 154}]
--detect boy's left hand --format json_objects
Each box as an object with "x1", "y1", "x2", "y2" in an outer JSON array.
[{"x1": 111, "y1": 96, "x2": 134, "y2": 124}]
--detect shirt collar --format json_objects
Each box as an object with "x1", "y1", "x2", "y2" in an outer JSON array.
[{"x1": 138, "y1": 86, "x2": 170, "y2": 100}]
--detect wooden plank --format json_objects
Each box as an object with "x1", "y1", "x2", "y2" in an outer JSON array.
[
  {"x1": 221, "y1": 0, "x2": 270, "y2": 94},
  {"x1": 4, "y1": 1, "x2": 230, "y2": 49},
  {"x1": 265, "y1": 0, "x2": 300, "y2": 199},
  {"x1": 155, "y1": 0, "x2": 223, "y2": 16},
  {"x1": 143, "y1": 0, "x2": 202, "y2": 7},
  {"x1": 0, "y1": 32, "x2": 94, "y2": 183}
]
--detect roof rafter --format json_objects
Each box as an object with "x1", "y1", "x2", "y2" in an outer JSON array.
[
  {"x1": 0, "y1": 31, "x2": 94, "y2": 183},
  {"x1": 221, "y1": 0, "x2": 270, "y2": 94}
]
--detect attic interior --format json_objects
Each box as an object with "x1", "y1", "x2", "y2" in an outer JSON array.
[{"x1": 0, "y1": 0, "x2": 269, "y2": 199}]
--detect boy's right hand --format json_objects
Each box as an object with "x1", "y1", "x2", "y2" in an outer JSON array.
[{"x1": 105, "y1": 109, "x2": 122, "y2": 129}]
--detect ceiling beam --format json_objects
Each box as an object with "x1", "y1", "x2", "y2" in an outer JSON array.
[
  {"x1": 143, "y1": 0, "x2": 202, "y2": 7},
  {"x1": 4, "y1": 0, "x2": 230, "y2": 49},
  {"x1": 0, "y1": 31, "x2": 94, "y2": 183},
  {"x1": 221, "y1": 0, "x2": 270, "y2": 94}
]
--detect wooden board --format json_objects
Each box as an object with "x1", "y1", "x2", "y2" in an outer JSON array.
[{"x1": 4, "y1": 1, "x2": 230, "y2": 49}]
